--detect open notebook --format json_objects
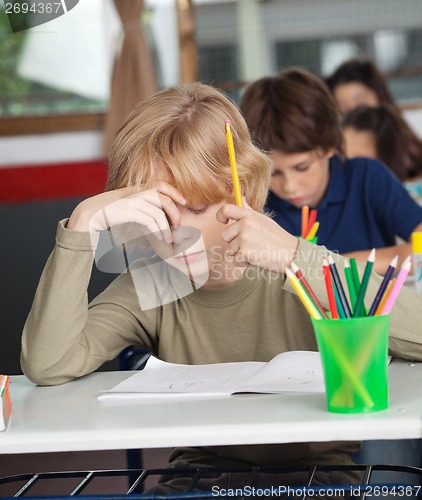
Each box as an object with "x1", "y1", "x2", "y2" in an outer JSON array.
[{"x1": 98, "y1": 350, "x2": 325, "y2": 400}]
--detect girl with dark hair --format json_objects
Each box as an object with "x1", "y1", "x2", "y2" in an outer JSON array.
[
  {"x1": 342, "y1": 103, "x2": 411, "y2": 180},
  {"x1": 325, "y1": 58, "x2": 395, "y2": 113},
  {"x1": 326, "y1": 58, "x2": 422, "y2": 180}
]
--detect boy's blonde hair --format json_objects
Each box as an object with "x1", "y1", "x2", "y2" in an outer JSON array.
[{"x1": 107, "y1": 82, "x2": 272, "y2": 211}]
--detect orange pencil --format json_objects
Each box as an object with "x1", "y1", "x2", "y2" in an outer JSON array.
[
  {"x1": 301, "y1": 205, "x2": 309, "y2": 238},
  {"x1": 375, "y1": 278, "x2": 395, "y2": 315},
  {"x1": 306, "y1": 209, "x2": 318, "y2": 238}
]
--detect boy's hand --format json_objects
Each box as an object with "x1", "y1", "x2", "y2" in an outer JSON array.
[
  {"x1": 216, "y1": 198, "x2": 298, "y2": 272},
  {"x1": 67, "y1": 182, "x2": 186, "y2": 243}
]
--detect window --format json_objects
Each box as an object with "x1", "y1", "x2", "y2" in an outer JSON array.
[
  {"x1": 198, "y1": 44, "x2": 238, "y2": 100},
  {"x1": 275, "y1": 28, "x2": 422, "y2": 105},
  {"x1": 2, "y1": 0, "x2": 422, "y2": 135},
  {"x1": 0, "y1": 0, "x2": 113, "y2": 118},
  {"x1": 194, "y1": 0, "x2": 422, "y2": 106}
]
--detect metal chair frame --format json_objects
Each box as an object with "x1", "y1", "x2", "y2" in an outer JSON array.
[{"x1": 1, "y1": 464, "x2": 421, "y2": 499}]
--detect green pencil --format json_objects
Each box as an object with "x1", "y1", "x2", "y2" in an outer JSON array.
[
  {"x1": 353, "y1": 249, "x2": 376, "y2": 317},
  {"x1": 344, "y1": 261, "x2": 357, "y2": 316},
  {"x1": 349, "y1": 258, "x2": 360, "y2": 292},
  {"x1": 333, "y1": 281, "x2": 346, "y2": 318}
]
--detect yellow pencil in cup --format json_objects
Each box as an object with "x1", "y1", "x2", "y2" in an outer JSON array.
[
  {"x1": 225, "y1": 120, "x2": 242, "y2": 207},
  {"x1": 285, "y1": 267, "x2": 323, "y2": 320}
]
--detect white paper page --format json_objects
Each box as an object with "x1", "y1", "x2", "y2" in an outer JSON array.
[
  {"x1": 236, "y1": 351, "x2": 325, "y2": 394},
  {"x1": 98, "y1": 357, "x2": 265, "y2": 400}
]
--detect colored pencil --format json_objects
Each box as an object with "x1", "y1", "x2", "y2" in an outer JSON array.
[
  {"x1": 353, "y1": 249, "x2": 376, "y2": 317},
  {"x1": 375, "y1": 279, "x2": 395, "y2": 316},
  {"x1": 290, "y1": 262, "x2": 328, "y2": 318},
  {"x1": 381, "y1": 256, "x2": 412, "y2": 315},
  {"x1": 328, "y1": 255, "x2": 352, "y2": 318},
  {"x1": 349, "y1": 257, "x2": 361, "y2": 293},
  {"x1": 343, "y1": 261, "x2": 357, "y2": 315},
  {"x1": 306, "y1": 209, "x2": 318, "y2": 237},
  {"x1": 333, "y1": 283, "x2": 346, "y2": 318},
  {"x1": 322, "y1": 257, "x2": 339, "y2": 319},
  {"x1": 301, "y1": 205, "x2": 309, "y2": 238},
  {"x1": 0, "y1": 374, "x2": 8, "y2": 394},
  {"x1": 306, "y1": 221, "x2": 320, "y2": 241},
  {"x1": 285, "y1": 268, "x2": 323, "y2": 319},
  {"x1": 368, "y1": 255, "x2": 398, "y2": 316},
  {"x1": 224, "y1": 120, "x2": 242, "y2": 207}
]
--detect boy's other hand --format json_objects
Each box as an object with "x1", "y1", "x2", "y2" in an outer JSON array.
[{"x1": 217, "y1": 198, "x2": 299, "y2": 273}]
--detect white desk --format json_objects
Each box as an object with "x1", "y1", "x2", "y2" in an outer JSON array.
[{"x1": 1, "y1": 360, "x2": 421, "y2": 455}]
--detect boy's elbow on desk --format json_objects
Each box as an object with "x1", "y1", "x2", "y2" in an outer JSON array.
[
  {"x1": 20, "y1": 353, "x2": 80, "y2": 386},
  {"x1": 20, "y1": 366, "x2": 73, "y2": 387}
]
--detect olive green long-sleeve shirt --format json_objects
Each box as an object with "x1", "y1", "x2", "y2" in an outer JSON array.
[{"x1": 21, "y1": 221, "x2": 422, "y2": 468}]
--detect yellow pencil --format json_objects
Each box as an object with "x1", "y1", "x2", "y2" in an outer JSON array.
[
  {"x1": 285, "y1": 268, "x2": 323, "y2": 320},
  {"x1": 306, "y1": 221, "x2": 320, "y2": 240},
  {"x1": 225, "y1": 120, "x2": 242, "y2": 207}
]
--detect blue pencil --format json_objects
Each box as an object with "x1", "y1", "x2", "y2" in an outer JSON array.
[
  {"x1": 328, "y1": 255, "x2": 352, "y2": 318},
  {"x1": 368, "y1": 255, "x2": 398, "y2": 316}
]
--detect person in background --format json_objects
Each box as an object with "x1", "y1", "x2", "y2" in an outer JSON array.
[
  {"x1": 239, "y1": 67, "x2": 422, "y2": 275},
  {"x1": 240, "y1": 68, "x2": 422, "y2": 484},
  {"x1": 326, "y1": 58, "x2": 422, "y2": 181},
  {"x1": 325, "y1": 58, "x2": 395, "y2": 114},
  {"x1": 342, "y1": 103, "x2": 412, "y2": 180},
  {"x1": 341, "y1": 104, "x2": 422, "y2": 203}
]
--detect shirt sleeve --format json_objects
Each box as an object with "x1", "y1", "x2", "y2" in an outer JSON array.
[{"x1": 21, "y1": 220, "x2": 155, "y2": 386}]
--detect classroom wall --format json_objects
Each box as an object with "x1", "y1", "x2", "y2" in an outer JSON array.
[
  {"x1": 0, "y1": 109, "x2": 421, "y2": 169},
  {"x1": 0, "y1": 130, "x2": 103, "y2": 166},
  {"x1": 1, "y1": 133, "x2": 109, "y2": 374},
  {"x1": 0, "y1": 144, "x2": 116, "y2": 375}
]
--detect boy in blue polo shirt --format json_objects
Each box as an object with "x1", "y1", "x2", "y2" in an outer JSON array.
[{"x1": 239, "y1": 67, "x2": 422, "y2": 275}]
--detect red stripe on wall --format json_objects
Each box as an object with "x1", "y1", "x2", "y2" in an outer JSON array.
[{"x1": 0, "y1": 160, "x2": 108, "y2": 203}]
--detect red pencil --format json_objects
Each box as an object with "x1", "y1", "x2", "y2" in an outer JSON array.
[
  {"x1": 290, "y1": 263, "x2": 328, "y2": 318},
  {"x1": 306, "y1": 209, "x2": 318, "y2": 238},
  {"x1": 301, "y1": 205, "x2": 309, "y2": 238},
  {"x1": 323, "y1": 257, "x2": 339, "y2": 319}
]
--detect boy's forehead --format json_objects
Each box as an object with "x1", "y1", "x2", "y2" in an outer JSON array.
[{"x1": 154, "y1": 163, "x2": 229, "y2": 206}]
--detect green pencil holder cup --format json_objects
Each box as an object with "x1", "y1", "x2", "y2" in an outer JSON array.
[{"x1": 311, "y1": 315, "x2": 390, "y2": 414}]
